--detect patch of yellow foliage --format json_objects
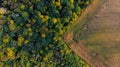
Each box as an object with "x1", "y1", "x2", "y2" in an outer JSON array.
[
  {"x1": 69, "y1": 0, "x2": 74, "y2": 3},
  {"x1": 2, "y1": 34, "x2": 9, "y2": 43},
  {"x1": 7, "y1": 48, "x2": 15, "y2": 60},
  {"x1": 52, "y1": 18, "x2": 57, "y2": 24},
  {"x1": 9, "y1": 20, "x2": 16, "y2": 31},
  {"x1": 17, "y1": 35, "x2": 24, "y2": 46},
  {"x1": 0, "y1": 8, "x2": 6, "y2": 14},
  {"x1": 55, "y1": 2, "x2": 60, "y2": 6},
  {"x1": 24, "y1": 40, "x2": 29, "y2": 45},
  {"x1": 41, "y1": 33, "x2": 46, "y2": 38}
]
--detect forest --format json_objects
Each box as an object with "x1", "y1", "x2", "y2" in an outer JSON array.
[{"x1": 0, "y1": 0, "x2": 92, "y2": 67}]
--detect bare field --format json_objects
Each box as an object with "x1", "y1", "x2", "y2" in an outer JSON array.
[{"x1": 65, "y1": 0, "x2": 120, "y2": 67}]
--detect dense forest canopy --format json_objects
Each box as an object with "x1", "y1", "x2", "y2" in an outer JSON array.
[{"x1": 0, "y1": 0, "x2": 91, "y2": 67}]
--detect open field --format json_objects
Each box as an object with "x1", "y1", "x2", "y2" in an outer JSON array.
[{"x1": 65, "y1": 0, "x2": 120, "y2": 67}]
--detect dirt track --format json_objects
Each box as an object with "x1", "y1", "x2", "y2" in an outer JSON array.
[{"x1": 66, "y1": 0, "x2": 120, "y2": 67}]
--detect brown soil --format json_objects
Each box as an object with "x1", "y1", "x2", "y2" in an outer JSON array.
[
  {"x1": 63, "y1": 32, "x2": 73, "y2": 44},
  {"x1": 70, "y1": 41, "x2": 105, "y2": 67}
]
